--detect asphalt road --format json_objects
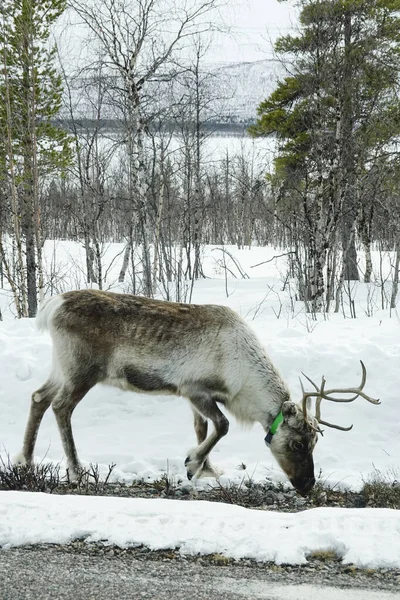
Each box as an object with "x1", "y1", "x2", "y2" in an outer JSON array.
[{"x1": 1, "y1": 547, "x2": 399, "y2": 600}]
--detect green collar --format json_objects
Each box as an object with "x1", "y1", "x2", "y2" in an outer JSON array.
[{"x1": 264, "y1": 411, "x2": 284, "y2": 447}]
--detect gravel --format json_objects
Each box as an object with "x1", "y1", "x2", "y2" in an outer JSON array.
[{"x1": 1, "y1": 544, "x2": 399, "y2": 600}]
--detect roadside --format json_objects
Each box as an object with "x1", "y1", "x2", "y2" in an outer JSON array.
[
  {"x1": 1, "y1": 545, "x2": 399, "y2": 600},
  {"x1": 1, "y1": 461, "x2": 399, "y2": 599}
]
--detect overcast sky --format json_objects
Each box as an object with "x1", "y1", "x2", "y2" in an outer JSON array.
[
  {"x1": 56, "y1": 0, "x2": 300, "y2": 69},
  {"x1": 211, "y1": 0, "x2": 299, "y2": 63}
]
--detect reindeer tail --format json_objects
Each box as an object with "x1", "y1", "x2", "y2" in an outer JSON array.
[{"x1": 36, "y1": 295, "x2": 64, "y2": 332}]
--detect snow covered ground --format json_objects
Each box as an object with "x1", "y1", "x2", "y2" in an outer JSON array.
[
  {"x1": 1, "y1": 492, "x2": 400, "y2": 568},
  {"x1": 0, "y1": 242, "x2": 399, "y2": 566}
]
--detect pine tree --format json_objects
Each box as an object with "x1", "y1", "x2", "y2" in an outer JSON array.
[
  {"x1": 251, "y1": 0, "x2": 400, "y2": 311},
  {"x1": 0, "y1": 0, "x2": 72, "y2": 316}
]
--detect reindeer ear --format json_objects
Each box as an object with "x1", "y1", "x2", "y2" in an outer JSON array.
[{"x1": 282, "y1": 401, "x2": 297, "y2": 418}]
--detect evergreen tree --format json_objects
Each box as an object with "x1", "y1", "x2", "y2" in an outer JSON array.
[
  {"x1": 251, "y1": 0, "x2": 400, "y2": 311},
  {"x1": 0, "y1": 0, "x2": 72, "y2": 316}
]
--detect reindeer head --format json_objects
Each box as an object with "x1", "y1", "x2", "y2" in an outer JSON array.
[
  {"x1": 266, "y1": 361, "x2": 380, "y2": 496},
  {"x1": 267, "y1": 401, "x2": 318, "y2": 495}
]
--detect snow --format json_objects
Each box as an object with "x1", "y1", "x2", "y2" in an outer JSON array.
[
  {"x1": 0, "y1": 242, "x2": 399, "y2": 567},
  {"x1": 1, "y1": 492, "x2": 399, "y2": 569}
]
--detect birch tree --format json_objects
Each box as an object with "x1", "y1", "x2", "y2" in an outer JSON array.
[{"x1": 70, "y1": 0, "x2": 223, "y2": 296}]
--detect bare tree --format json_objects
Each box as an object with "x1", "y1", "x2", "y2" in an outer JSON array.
[
  {"x1": 70, "y1": 0, "x2": 223, "y2": 296},
  {"x1": 60, "y1": 55, "x2": 119, "y2": 288}
]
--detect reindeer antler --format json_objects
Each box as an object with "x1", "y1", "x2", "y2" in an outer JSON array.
[{"x1": 300, "y1": 361, "x2": 380, "y2": 431}]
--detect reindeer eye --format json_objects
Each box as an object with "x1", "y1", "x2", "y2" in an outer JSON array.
[{"x1": 293, "y1": 441, "x2": 304, "y2": 451}]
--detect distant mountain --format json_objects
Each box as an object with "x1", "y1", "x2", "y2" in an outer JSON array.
[
  {"x1": 212, "y1": 59, "x2": 285, "y2": 122},
  {"x1": 59, "y1": 59, "x2": 284, "y2": 131}
]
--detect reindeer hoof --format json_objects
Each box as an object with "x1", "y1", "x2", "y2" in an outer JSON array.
[
  {"x1": 185, "y1": 456, "x2": 194, "y2": 479},
  {"x1": 13, "y1": 453, "x2": 30, "y2": 467},
  {"x1": 185, "y1": 455, "x2": 200, "y2": 480}
]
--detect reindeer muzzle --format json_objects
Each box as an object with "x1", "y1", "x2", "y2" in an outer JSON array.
[{"x1": 291, "y1": 475, "x2": 316, "y2": 496}]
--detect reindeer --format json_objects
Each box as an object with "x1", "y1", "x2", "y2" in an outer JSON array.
[{"x1": 17, "y1": 289, "x2": 380, "y2": 495}]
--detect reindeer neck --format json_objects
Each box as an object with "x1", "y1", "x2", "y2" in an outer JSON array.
[
  {"x1": 263, "y1": 378, "x2": 289, "y2": 431},
  {"x1": 236, "y1": 333, "x2": 290, "y2": 430},
  {"x1": 231, "y1": 352, "x2": 290, "y2": 433},
  {"x1": 255, "y1": 347, "x2": 290, "y2": 427}
]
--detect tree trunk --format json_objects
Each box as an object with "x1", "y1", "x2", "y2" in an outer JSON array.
[
  {"x1": 358, "y1": 202, "x2": 374, "y2": 283},
  {"x1": 390, "y1": 241, "x2": 400, "y2": 310},
  {"x1": 24, "y1": 212, "x2": 37, "y2": 316},
  {"x1": 340, "y1": 12, "x2": 359, "y2": 283},
  {"x1": 2, "y1": 34, "x2": 28, "y2": 317},
  {"x1": 153, "y1": 159, "x2": 166, "y2": 288},
  {"x1": 119, "y1": 239, "x2": 132, "y2": 283},
  {"x1": 84, "y1": 234, "x2": 97, "y2": 284},
  {"x1": 342, "y1": 213, "x2": 359, "y2": 281}
]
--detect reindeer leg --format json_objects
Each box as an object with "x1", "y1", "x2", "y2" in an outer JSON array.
[
  {"x1": 185, "y1": 394, "x2": 229, "y2": 480},
  {"x1": 16, "y1": 380, "x2": 58, "y2": 466},
  {"x1": 52, "y1": 381, "x2": 96, "y2": 480},
  {"x1": 191, "y1": 408, "x2": 223, "y2": 478}
]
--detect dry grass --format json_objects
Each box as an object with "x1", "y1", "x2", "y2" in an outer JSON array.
[
  {"x1": 307, "y1": 550, "x2": 339, "y2": 562},
  {"x1": 0, "y1": 454, "x2": 116, "y2": 495},
  {"x1": 0, "y1": 455, "x2": 61, "y2": 493},
  {"x1": 361, "y1": 468, "x2": 400, "y2": 509},
  {"x1": 2, "y1": 453, "x2": 398, "y2": 511}
]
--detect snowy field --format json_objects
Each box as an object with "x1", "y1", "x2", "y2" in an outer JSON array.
[{"x1": 0, "y1": 242, "x2": 399, "y2": 566}]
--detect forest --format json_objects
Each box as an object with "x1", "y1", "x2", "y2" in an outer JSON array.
[{"x1": 1, "y1": 0, "x2": 400, "y2": 319}]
